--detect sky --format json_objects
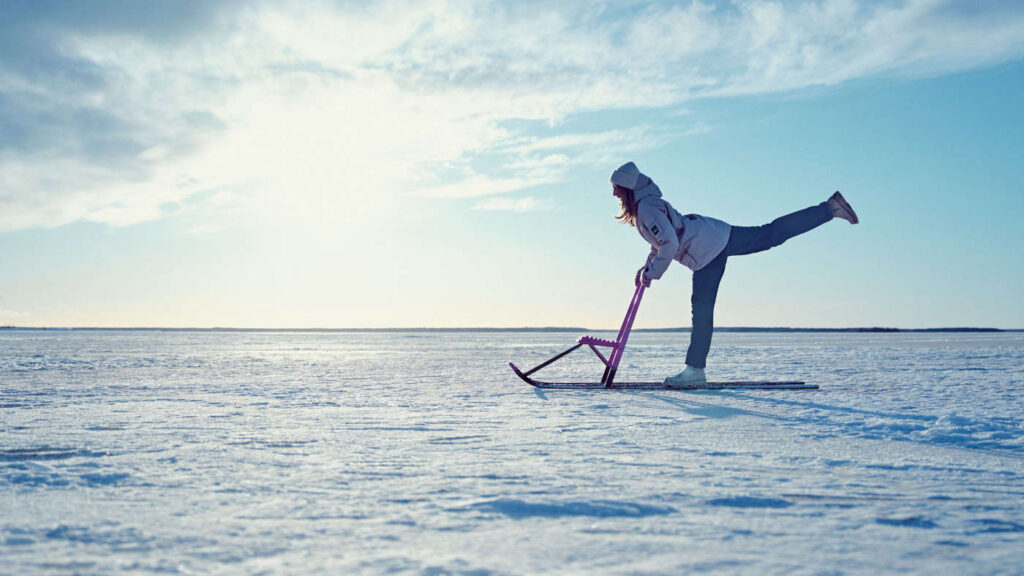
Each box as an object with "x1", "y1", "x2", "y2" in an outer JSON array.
[{"x1": 1, "y1": 0, "x2": 1023, "y2": 329}]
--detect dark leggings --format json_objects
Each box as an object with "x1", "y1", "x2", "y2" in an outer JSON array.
[{"x1": 684, "y1": 202, "x2": 833, "y2": 368}]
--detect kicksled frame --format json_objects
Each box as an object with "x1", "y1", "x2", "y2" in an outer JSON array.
[{"x1": 509, "y1": 282, "x2": 818, "y2": 391}]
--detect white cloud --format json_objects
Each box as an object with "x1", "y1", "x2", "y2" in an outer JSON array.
[
  {"x1": 508, "y1": 126, "x2": 663, "y2": 156},
  {"x1": 503, "y1": 126, "x2": 672, "y2": 171},
  {"x1": 473, "y1": 196, "x2": 553, "y2": 212},
  {"x1": 419, "y1": 175, "x2": 552, "y2": 200},
  {"x1": 683, "y1": 122, "x2": 713, "y2": 136},
  {"x1": 1, "y1": 0, "x2": 1023, "y2": 232},
  {"x1": 0, "y1": 309, "x2": 31, "y2": 320}
]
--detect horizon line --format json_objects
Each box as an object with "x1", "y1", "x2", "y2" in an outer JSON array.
[{"x1": 2, "y1": 326, "x2": 1021, "y2": 333}]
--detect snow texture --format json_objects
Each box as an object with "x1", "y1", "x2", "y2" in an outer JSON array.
[{"x1": 2, "y1": 330, "x2": 1023, "y2": 574}]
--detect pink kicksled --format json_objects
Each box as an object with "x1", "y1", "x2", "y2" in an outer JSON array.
[
  {"x1": 509, "y1": 282, "x2": 817, "y2": 390},
  {"x1": 510, "y1": 283, "x2": 647, "y2": 389}
]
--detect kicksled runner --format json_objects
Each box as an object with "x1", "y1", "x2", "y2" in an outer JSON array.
[{"x1": 509, "y1": 283, "x2": 818, "y2": 391}]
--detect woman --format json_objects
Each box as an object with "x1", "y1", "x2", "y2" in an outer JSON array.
[{"x1": 610, "y1": 161, "x2": 858, "y2": 388}]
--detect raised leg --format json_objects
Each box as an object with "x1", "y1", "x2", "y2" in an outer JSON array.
[{"x1": 727, "y1": 202, "x2": 833, "y2": 256}]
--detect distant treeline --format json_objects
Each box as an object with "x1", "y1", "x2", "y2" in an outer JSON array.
[{"x1": 0, "y1": 326, "x2": 1016, "y2": 333}]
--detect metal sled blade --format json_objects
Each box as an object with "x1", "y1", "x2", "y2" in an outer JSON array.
[{"x1": 510, "y1": 363, "x2": 817, "y2": 390}]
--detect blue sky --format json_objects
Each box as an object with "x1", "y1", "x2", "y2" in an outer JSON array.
[{"x1": 1, "y1": 0, "x2": 1023, "y2": 328}]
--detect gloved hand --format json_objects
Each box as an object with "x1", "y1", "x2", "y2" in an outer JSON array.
[{"x1": 635, "y1": 267, "x2": 652, "y2": 288}]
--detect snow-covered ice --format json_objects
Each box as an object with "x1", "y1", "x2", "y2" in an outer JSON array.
[{"x1": 2, "y1": 330, "x2": 1023, "y2": 574}]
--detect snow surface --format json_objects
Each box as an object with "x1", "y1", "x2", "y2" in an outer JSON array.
[{"x1": 2, "y1": 330, "x2": 1023, "y2": 575}]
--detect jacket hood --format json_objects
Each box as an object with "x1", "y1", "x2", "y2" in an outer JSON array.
[
  {"x1": 632, "y1": 174, "x2": 661, "y2": 203},
  {"x1": 611, "y1": 161, "x2": 661, "y2": 205},
  {"x1": 610, "y1": 161, "x2": 640, "y2": 189}
]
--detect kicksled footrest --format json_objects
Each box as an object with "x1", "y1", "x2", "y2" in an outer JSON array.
[{"x1": 577, "y1": 335, "x2": 618, "y2": 348}]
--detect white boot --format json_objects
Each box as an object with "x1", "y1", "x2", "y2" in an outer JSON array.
[
  {"x1": 828, "y1": 191, "x2": 859, "y2": 224},
  {"x1": 664, "y1": 365, "x2": 707, "y2": 388}
]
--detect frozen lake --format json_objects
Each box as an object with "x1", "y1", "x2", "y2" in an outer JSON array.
[{"x1": 2, "y1": 329, "x2": 1023, "y2": 574}]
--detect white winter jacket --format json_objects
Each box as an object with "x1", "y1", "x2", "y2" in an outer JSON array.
[{"x1": 633, "y1": 176, "x2": 731, "y2": 278}]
